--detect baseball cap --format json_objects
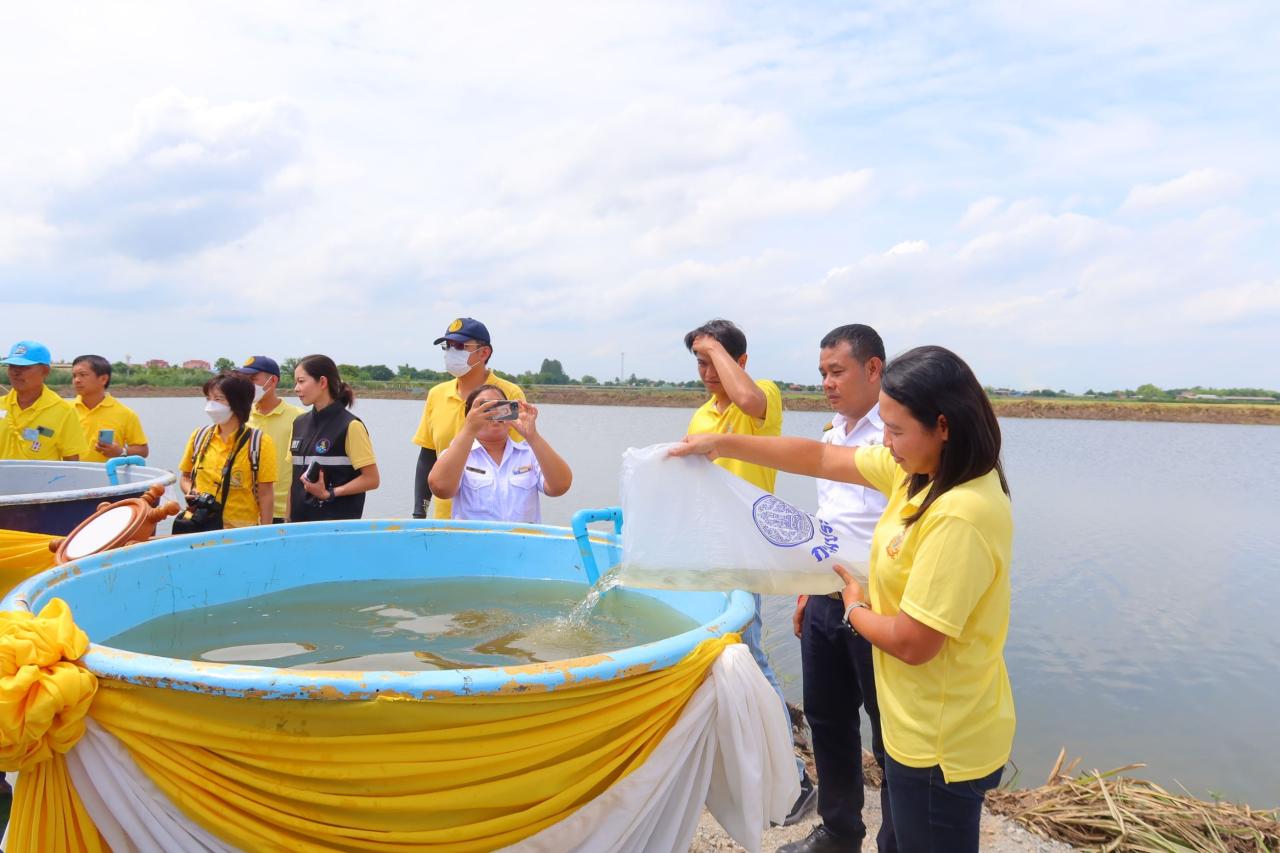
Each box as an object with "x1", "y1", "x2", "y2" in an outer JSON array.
[
  {"x1": 433, "y1": 317, "x2": 491, "y2": 346},
  {"x1": 234, "y1": 355, "x2": 281, "y2": 377},
  {"x1": 2, "y1": 340, "x2": 52, "y2": 366}
]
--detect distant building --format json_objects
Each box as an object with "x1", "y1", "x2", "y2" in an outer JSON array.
[
  {"x1": 182, "y1": 359, "x2": 212, "y2": 370},
  {"x1": 145, "y1": 359, "x2": 170, "y2": 368}
]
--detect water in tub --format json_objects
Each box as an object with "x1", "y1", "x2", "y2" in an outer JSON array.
[{"x1": 102, "y1": 576, "x2": 698, "y2": 670}]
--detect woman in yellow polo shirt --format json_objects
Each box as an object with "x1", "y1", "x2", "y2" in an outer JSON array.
[
  {"x1": 178, "y1": 373, "x2": 275, "y2": 529},
  {"x1": 673, "y1": 345, "x2": 1013, "y2": 853}
]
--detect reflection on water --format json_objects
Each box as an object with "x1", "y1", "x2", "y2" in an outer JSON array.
[
  {"x1": 104, "y1": 577, "x2": 698, "y2": 670},
  {"x1": 123, "y1": 398, "x2": 1280, "y2": 805}
]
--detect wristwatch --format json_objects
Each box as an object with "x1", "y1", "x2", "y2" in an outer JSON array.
[
  {"x1": 326, "y1": 485, "x2": 336, "y2": 502},
  {"x1": 842, "y1": 600, "x2": 870, "y2": 632}
]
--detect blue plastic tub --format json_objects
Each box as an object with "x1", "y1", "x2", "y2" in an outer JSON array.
[
  {"x1": 1, "y1": 518, "x2": 755, "y2": 699},
  {"x1": 0, "y1": 459, "x2": 178, "y2": 535}
]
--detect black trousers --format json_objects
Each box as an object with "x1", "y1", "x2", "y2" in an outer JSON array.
[
  {"x1": 801, "y1": 594, "x2": 895, "y2": 851},
  {"x1": 883, "y1": 757, "x2": 1002, "y2": 853}
]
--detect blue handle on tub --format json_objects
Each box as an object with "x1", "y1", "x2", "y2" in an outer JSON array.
[
  {"x1": 106, "y1": 455, "x2": 147, "y2": 486},
  {"x1": 571, "y1": 506, "x2": 623, "y2": 585}
]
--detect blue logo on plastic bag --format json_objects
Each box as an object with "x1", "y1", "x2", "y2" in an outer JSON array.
[{"x1": 752, "y1": 495, "x2": 813, "y2": 547}]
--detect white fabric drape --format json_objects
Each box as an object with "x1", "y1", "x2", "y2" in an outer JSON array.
[
  {"x1": 507, "y1": 643, "x2": 797, "y2": 853},
  {"x1": 23, "y1": 643, "x2": 795, "y2": 853},
  {"x1": 64, "y1": 718, "x2": 237, "y2": 852}
]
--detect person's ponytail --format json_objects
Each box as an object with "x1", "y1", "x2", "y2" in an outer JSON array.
[{"x1": 298, "y1": 355, "x2": 355, "y2": 409}]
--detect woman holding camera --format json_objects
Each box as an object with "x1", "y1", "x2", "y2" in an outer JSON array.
[
  {"x1": 288, "y1": 355, "x2": 380, "y2": 522},
  {"x1": 672, "y1": 346, "x2": 1013, "y2": 853},
  {"x1": 178, "y1": 373, "x2": 276, "y2": 529},
  {"x1": 428, "y1": 384, "x2": 572, "y2": 523}
]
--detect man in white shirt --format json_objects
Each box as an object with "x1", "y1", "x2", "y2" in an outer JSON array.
[{"x1": 781, "y1": 325, "x2": 894, "y2": 853}]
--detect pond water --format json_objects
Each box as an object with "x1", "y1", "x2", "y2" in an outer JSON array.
[
  {"x1": 114, "y1": 396, "x2": 1280, "y2": 805},
  {"x1": 104, "y1": 576, "x2": 694, "y2": 670}
]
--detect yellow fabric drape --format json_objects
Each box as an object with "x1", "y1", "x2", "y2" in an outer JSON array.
[
  {"x1": 0, "y1": 528, "x2": 58, "y2": 600},
  {"x1": 0, "y1": 598, "x2": 105, "y2": 851},
  {"x1": 90, "y1": 633, "x2": 738, "y2": 852}
]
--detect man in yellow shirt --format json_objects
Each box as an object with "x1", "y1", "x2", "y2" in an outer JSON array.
[
  {"x1": 71, "y1": 355, "x2": 149, "y2": 462},
  {"x1": 1, "y1": 340, "x2": 87, "y2": 461},
  {"x1": 238, "y1": 356, "x2": 303, "y2": 523},
  {"x1": 682, "y1": 319, "x2": 813, "y2": 822},
  {"x1": 411, "y1": 318, "x2": 525, "y2": 520}
]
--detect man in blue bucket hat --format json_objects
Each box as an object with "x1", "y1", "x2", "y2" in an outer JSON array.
[{"x1": 1, "y1": 340, "x2": 88, "y2": 461}]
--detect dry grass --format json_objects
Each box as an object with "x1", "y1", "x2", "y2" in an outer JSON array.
[{"x1": 986, "y1": 750, "x2": 1280, "y2": 852}]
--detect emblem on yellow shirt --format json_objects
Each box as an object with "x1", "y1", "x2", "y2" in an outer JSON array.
[
  {"x1": 448, "y1": 318, "x2": 463, "y2": 332},
  {"x1": 231, "y1": 471, "x2": 244, "y2": 488},
  {"x1": 886, "y1": 529, "x2": 906, "y2": 558}
]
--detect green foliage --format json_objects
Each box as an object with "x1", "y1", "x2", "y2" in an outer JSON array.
[
  {"x1": 361, "y1": 364, "x2": 395, "y2": 382},
  {"x1": 214, "y1": 357, "x2": 236, "y2": 373}
]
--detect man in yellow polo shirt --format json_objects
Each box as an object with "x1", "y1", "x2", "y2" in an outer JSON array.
[
  {"x1": 238, "y1": 356, "x2": 303, "y2": 523},
  {"x1": 71, "y1": 354, "x2": 149, "y2": 462},
  {"x1": 1, "y1": 340, "x2": 88, "y2": 461},
  {"x1": 411, "y1": 318, "x2": 525, "y2": 519},
  {"x1": 682, "y1": 319, "x2": 814, "y2": 823}
]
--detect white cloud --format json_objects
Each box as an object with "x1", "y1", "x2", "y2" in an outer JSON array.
[
  {"x1": 0, "y1": 2, "x2": 1276, "y2": 390},
  {"x1": 885, "y1": 240, "x2": 929, "y2": 256},
  {"x1": 46, "y1": 89, "x2": 305, "y2": 261},
  {"x1": 1121, "y1": 168, "x2": 1244, "y2": 212}
]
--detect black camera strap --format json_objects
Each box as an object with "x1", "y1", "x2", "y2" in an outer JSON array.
[{"x1": 214, "y1": 428, "x2": 253, "y2": 508}]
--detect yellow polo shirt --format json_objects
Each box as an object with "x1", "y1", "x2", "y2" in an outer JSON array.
[
  {"x1": 179, "y1": 427, "x2": 277, "y2": 528},
  {"x1": 74, "y1": 394, "x2": 149, "y2": 463},
  {"x1": 249, "y1": 398, "x2": 304, "y2": 519},
  {"x1": 686, "y1": 379, "x2": 783, "y2": 493},
  {"x1": 855, "y1": 444, "x2": 1015, "y2": 782},
  {"x1": 411, "y1": 372, "x2": 526, "y2": 519},
  {"x1": 0, "y1": 386, "x2": 89, "y2": 461}
]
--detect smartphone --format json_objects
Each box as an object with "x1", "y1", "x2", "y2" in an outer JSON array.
[
  {"x1": 491, "y1": 400, "x2": 520, "y2": 421},
  {"x1": 98, "y1": 429, "x2": 115, "y2": 445},
  {"x1": 303, "y1": 460, "x2": 322, "y2": 483}
]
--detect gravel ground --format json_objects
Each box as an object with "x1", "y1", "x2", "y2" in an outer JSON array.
[
  {"x1": 688, "y1": 799, "x2": 1075, "y2": 852},
  {"x1": 690, "y1": 710, "x2": 1074, "y2": 852}
]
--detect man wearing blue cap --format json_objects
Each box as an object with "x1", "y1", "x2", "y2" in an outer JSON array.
[
  {"x1": 411, "y1": 318, "x2": 525, "y2": 519},
  {"x1": 238, "y1": 356, "x2": 303, "y2": 524},
  {"x1": 1, "y1": 340, "x2": 89, "y2": 461}
]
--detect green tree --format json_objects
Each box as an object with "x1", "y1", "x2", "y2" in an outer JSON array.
[
  {"x1": 538, "y1": 358, "x2": 570, "y2": 385},
  {"x1": 362, "y1": 364, "x2": 395, "y2": 381},
  {"x1": 1135, "y1": 383, "x2": 1168, "y2": 399},
  {"x1": 581, "y1": 374, "x2": 598, "y2": 385},
  {"x1": 338, "y1": 364, "x2": 364, "y2": 380},
  {"x1": 214, "y1": 357, "x2": 236, "y2": 373}
]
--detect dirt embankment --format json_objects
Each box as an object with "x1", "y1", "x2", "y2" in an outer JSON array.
[{"x1": 69, "y1": 386, "x2": 1280, "y2": 426}]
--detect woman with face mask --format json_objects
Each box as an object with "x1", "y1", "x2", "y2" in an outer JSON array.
[{"x1": 178, "y1": 373, "x2": 276, "y2": 528}]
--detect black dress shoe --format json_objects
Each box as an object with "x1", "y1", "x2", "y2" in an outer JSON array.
[{"x1": 776, "y1": 824, "x2": 862, "y2": 853}]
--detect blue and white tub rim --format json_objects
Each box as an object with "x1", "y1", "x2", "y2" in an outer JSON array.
[{"x1": 2, "y1": 518, "x2": 756, "y2": 701}]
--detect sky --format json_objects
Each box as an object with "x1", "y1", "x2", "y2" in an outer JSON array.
[{"x1": 1, "y1": 1, "x2": 1278, "y2": 392}]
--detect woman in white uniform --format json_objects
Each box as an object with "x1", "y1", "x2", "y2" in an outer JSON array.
[{"x1": 428, "y1": 384, "x2": 572, "y2": 522}]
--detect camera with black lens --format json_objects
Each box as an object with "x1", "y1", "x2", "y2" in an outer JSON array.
[{"x1": 171, "y1": 491, "x2": 225, "y2": 535}]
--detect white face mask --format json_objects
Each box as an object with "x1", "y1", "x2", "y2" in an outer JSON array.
[
  {"x1": 443, "y1": 347, "x2": 477, "y2": 378},
  {"x1": 252, "y1": 382, "x2": 267, "y2": 403},
  {"x1": 204, "y1": 400, "x2": 233, "y2": 424}
]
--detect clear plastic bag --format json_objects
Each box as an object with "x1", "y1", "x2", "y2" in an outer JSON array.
[{"x1": 619, "y1": 443, "x2": 869, "y2": 594}]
